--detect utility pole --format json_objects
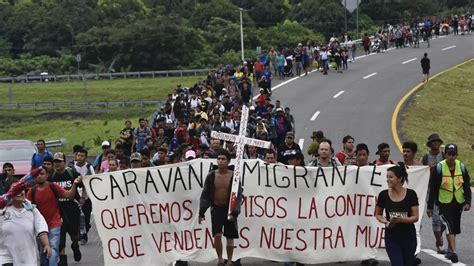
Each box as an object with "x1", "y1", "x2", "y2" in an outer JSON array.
[
  {"x1": 344, "y1": 0, "x2": 347, "y2": 33},
  {"x1": 356, "y1": 3, "x2": 359, "y2": 36},
  {"x1": 239, "y1": 8, "x2": 245, "y2": 62}
]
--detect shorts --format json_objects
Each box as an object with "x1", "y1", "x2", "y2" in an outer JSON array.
[
  {"x1": 422, "y1": 69, "x2": 429, "y2": 75},
  {"x1": 431, "y1": 203, "x2": 446, "y2": 232},
  {"x1": 211, "y1": 205, "x2": 239, "y2": 239},
  {"x1": 438, "y1": 201, "x2": 463, "y2": 235}
]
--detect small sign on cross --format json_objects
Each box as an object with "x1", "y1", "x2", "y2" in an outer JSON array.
[{"x1": 210, "y1": 105, "x2": 271, "y2": 219}]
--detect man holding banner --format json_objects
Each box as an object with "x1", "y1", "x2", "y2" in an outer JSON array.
[{"x1": 199, "y1": 149, "x2": 243, "y2": 266}]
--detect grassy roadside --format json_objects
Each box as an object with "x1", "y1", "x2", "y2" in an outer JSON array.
[
  {"x1": 0, "y1": 76, "x2": 202, "y2": 103},
  {"x1": 399, "y1": 60, "x2": 474, "y2": 185},
  {"x1": 0, "y1": 75, "x2": 204, "y2": 156},
  {"x1": 0, "y1": 106, "x2": 156, "y2": 155}
]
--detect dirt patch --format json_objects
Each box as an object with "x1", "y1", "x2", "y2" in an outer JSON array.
[{"x1": 0, "y1": 109, "x2": 110, "y2": 125}]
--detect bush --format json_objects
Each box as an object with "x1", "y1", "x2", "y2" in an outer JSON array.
[{"x1": 0, "y1": 54, "x2": 76, "y2": 76}]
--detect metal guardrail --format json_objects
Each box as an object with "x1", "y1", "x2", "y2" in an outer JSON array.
[
  {"x1": 0, "y1": 100, "x2": 164, "y2": 109},
  {"x1": 0, "y1": 37, "x2": 382, "y2": 84},
  {"x1": 0, "y1": 68, "x2": 211, "y2": 83},
  {"x1": 44, "y1": 138, "x2": 67, "y2": 148}
]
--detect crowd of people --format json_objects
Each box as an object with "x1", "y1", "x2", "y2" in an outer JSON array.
[{"x1": 0, "y1": 14, "x2": 472, "y2": 265}]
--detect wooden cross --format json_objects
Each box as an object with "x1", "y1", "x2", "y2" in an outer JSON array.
[{"x1": 210, "y1": 105, "x2": 271, "y2": 219}]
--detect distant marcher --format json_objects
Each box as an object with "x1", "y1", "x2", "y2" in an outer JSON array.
[
  {"x1": 1, "y1": 163, "x2": 15, "y2": 195},
  {"x1": 307, "y1": 131, "x2": 324, "y2": 157},
  {"x1": 93, "y1": 141, "x2": 111, "y2": 172},
  {"x1": 72, "y1": 149, "x2": 95, "y2": 245},
  {"x1": 373, "y1": 143, "x2": 395, "y2": 165},
  {"x1": 421, "y1": 53, "x2": 430, "y2": 82},
  {"x1": 355, "y1": 143, "x2": 372, "y2": 167},
  {"x1": 130, "y1": 152, "x2": 142, "y2": 169},
  {"x1": 362, "y1": 33, "x2": 371, "y2": 55},
  {"x1": 308, "y1": 141, "x2": 341, "y2": 167},
  {"x1": 119, "y1": 120, "x2": 134, "y2": 155},
  {"x1": 263, "y1": 149, "x2": 277, "y2": 164},
  {"x1": 132, "y1": 118, "x2": 153, "y2": 153},
  {"x1": 335, "y1": 135, "x2": 356, "y2": 165},
  {"x1": 32, "y1": 139, "x2": 54, "y2": 169},
  {"x1": 402, "y1": 141, "x2": 421, "y2": 166}
]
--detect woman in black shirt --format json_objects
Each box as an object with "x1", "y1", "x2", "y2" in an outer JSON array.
[{"x1": 375, "y1": 163, "x2": 419, "y2": 266}]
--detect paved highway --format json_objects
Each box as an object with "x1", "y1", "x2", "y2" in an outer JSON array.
[{"x1": 67, "y1": 34, "x2": 474, "y2": 265}]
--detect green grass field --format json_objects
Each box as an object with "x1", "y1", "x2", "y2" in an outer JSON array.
[
  {"x1": 0, "y1": 76, "x2": 203, "y2": 155},
  {"x1": 0, "y1": 76, "x2": 202, "y2": 103},
  {"x1": 400, "y1": 60, "x2": 474, "y2": 184},
  {"x1": 0, "y1": 107, "x2": 156, "y2": 155}
]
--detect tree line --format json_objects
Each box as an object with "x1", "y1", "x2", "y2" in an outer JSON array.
[{"x1": 0, "y1": 0, "x2": 471, "y2": 76}]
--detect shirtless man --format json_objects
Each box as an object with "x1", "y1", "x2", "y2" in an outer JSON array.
[{"x1": 199, "y1": 149, "x2": 242, "y2": 266}]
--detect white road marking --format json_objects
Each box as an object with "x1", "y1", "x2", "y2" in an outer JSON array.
[
  {"x1": 310, "y1": 111, "x2": 321, "y2": 121},
  {"x1": 298, "y1": 138, "x2": 305, "y2": 149},
  {"x1": 421, "y1": 249, "x2": 466, "y2": 266},
  {"x1": 363, "y1": 72, "x2": 377, "y2": 79},
  {"x1": 333, "y1": 90, "x2": 345, "y2": 98},
  {"x1": 402, "y1": 58, "x2": 418, "y2": 64},
  {"x1": 439, "y1": 35, "x2": 447, "y2": 38},
  {"x1": 442, "y1": 45, "x2": 456, "y2": 51}
]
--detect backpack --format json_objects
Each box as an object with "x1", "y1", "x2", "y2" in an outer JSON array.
[
  {"x1": 275, "y1": 116, "x2": 287, "y2": 135},
  {"x1": 51, "y1": 167, "x2": 76, "y2": 180}
]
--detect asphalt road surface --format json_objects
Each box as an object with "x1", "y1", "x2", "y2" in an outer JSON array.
[{"x1": 66, "y1": 34, "x2": 474, "y2": 265}]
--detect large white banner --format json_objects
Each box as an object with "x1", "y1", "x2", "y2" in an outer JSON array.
[{"x1": 83, "y1": 159, "x2": 430, "y2": 265}]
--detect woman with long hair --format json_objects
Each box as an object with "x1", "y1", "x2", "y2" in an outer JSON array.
[{"x1": 375, "y1": 163, "x2": 419, "y2": 266}]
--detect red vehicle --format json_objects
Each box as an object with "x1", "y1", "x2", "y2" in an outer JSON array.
[{"x1": 0, "y1": 140, "x2": 36, "y2": 177}]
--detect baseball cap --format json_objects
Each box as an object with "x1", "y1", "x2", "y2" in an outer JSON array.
[
  {"x1": 53, "y1": 152, "x2": 65, "y2": 162},
  {"x1": 101, "y1": 141, "x2": 110, "y2": 148},
  {"x1": 444, "y1": 144, "x2": 458, "y2": 154},
  {"x1": 286, "y1": 131, "x2": 295, "y2": 138},
  {"x1": 130, "y1": 152, "x2": 142, "y2": 162},
  {"x1": 185, "y1": 150, "x2": 196, "y2": 159}
]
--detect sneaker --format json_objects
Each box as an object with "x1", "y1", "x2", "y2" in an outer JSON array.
[
  {"x1": 71, "y1": 243, "x2": 82, "y2": 262},
  {"x1": 436, "y1": 244, "x2": 446, "y2": 254},
  {"x1": 80, "y1": 234, "x2": 88, "y2": 245},
  {"x1": 448, "y1": 252, "x2": 459, "y2": 263},
  {"x1": 414, "y1": 257, "x2": 422, "y2": 265},
  {"x1": 58, "y1": 254, "x2": 68, "y2": 266}
]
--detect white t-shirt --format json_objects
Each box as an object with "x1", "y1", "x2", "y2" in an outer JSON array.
[
  {"x1": 320, "y1": 51, "x2": 329, "y2": 60},
  {"x1": 0, "y1": 205, "x2": 48, "y2": 265},
  {"x1": 189, "y1": 98, "x2": 201, "y2": 109}
]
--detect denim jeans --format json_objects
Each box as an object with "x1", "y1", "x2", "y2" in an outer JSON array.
[{"x1": 39, "y1": 226, "x2": 61, "y2": 266}]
